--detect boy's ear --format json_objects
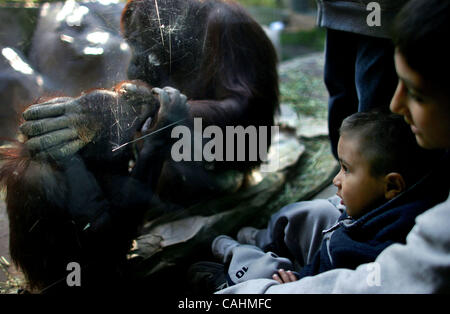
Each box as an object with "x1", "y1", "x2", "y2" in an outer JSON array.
[{"x1": 384, "y1": 172, "x2": 406, "y2": 200}]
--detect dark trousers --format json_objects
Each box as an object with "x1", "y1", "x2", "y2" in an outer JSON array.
[{"x1": 324, "y1": 29, "x2": 398, "y2": 159}]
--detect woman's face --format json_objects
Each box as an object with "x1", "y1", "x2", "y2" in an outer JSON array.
[{"x1": 390, "y1": 51, "x2": 450, "y2": 150}]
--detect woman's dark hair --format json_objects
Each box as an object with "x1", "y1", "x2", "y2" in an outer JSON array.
[
  {"x1": 339, "y1": 111, "x2": 439, "y2": 187},
  {"x1": 391, "y1": 0, "x2": 450, "y2": 89}
]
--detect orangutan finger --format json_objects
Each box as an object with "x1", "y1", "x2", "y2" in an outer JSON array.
[
  {"x1": 25, "y1": 128, "x2": 79, "y2": 152},
  {"x1": 20, "y1": 116, "x2": 71, "y2": 137}
]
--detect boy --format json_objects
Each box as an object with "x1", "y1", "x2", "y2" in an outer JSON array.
[
  {"x1": 217, "y1": 0, "x2": 450, "y2": 293},
  {"x1": 189, "y1": 112, "x2": 444, "y2": 291}
]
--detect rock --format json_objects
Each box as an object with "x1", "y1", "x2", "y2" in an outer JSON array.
[
  {"x1": 276, "y1": 103, "x2": 300, "y2": 130},
  {"x1": 129, "y1": 125, "x2": 305, "y2": 278},
  {"x1": 276, "y1": 101, "x2": 328, "y2": 139},
  {"x1": 130, "y1": 171, "x2": 287, "y2": 278},
  {"x1": 296, "y1": 115, "x2": 328, "y2": 138}
]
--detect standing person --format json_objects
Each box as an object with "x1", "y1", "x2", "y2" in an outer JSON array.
[
  {"x1": 319, "y1": 0, "x2": 408, "y2": 158},
  {"x1": 217, "y1": 0, "x2": 450, "y2": 293}
]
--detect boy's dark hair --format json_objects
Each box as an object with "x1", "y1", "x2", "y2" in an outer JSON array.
[
  {"x1": 339, "y1": 111, "x2": 436, "y2": 187},
  {"x1": 392, "y1": 0, "x2": 450, "y2": 90}
]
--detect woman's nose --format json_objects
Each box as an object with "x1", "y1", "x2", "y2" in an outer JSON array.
[{"x1": 390, "y1": 80, "x2": 406, "y2": 115}]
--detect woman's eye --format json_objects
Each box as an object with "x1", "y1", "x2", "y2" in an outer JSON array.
[{"x1": 407, "y1": 89, "x2": 424, "y2": 103}]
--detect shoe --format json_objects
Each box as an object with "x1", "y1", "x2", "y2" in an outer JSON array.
[
  {"x1": 186, "y1": 261, "x2": 228, "y2": 294},
  {"x1": 236, "y1": 226, "x2": 259, "y2": 245},
  {"x1": 211, "y1": 235, "x2": 240, "y2": 261}
]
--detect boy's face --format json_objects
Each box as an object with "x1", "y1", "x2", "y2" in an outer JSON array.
[
  {"x1": 333, "y1": 135, "x2": 386, "y2": 218},
  {"x1": 390, "y1": 51, "x2": 450, "y2": 150}
]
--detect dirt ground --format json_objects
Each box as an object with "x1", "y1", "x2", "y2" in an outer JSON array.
[{"x1": 0, "y1": 196, "x2": 24, "y2": 293}]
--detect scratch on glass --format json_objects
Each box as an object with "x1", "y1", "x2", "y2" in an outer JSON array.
[
  {"x1": 111, "y1": 118, "x2": 186, "y2": 152},
  {"x1": 154, "y1": 0, "x2": 165, "y2": 47}
]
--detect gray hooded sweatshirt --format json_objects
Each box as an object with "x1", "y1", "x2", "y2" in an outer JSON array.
[{"x1": 216, "y1": 192, "x2": 450, "y2": 293}]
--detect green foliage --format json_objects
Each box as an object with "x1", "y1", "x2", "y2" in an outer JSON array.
[
  {"x1": 236, "y1": 0, "x2": 280, "y2": 8},
  {"x1": 280, "y1": 78, "x2": 327, "y2": 118},
  {"x1": 281, "y1": 27, "x2": 327, "y2": 51},
  {"x1": 279, "y1": 70, "x2": 328, "y2": 119}
]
